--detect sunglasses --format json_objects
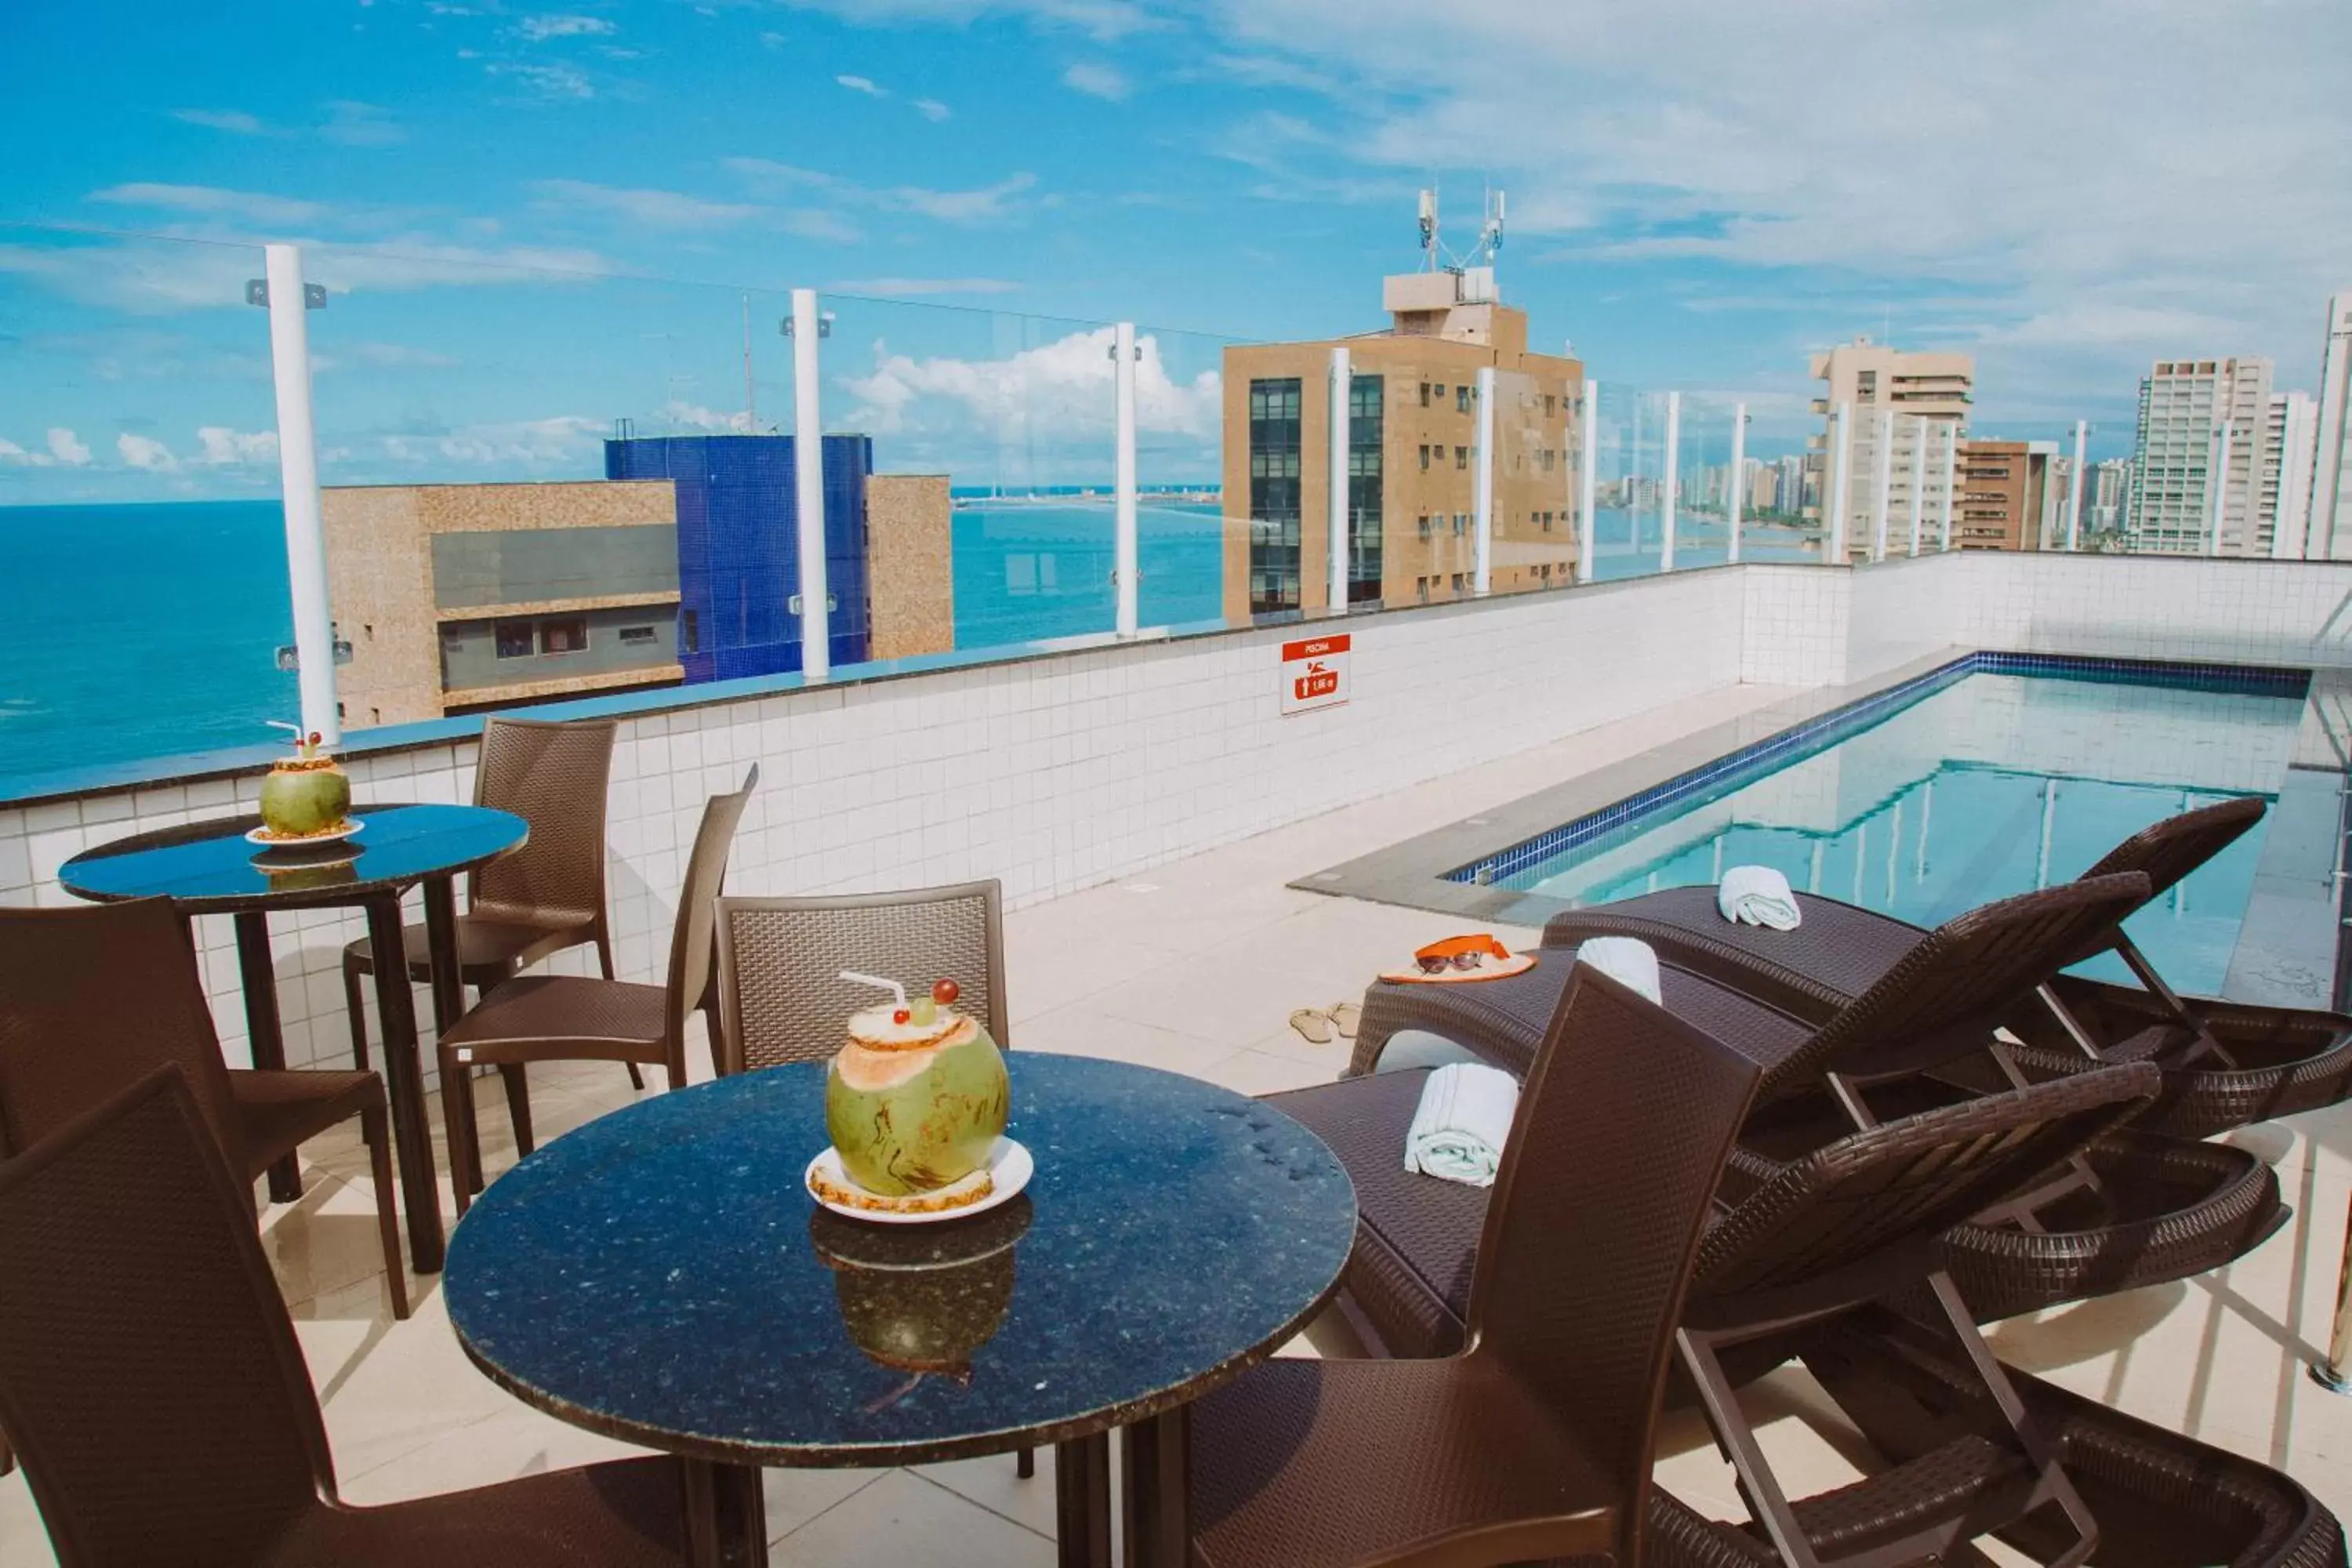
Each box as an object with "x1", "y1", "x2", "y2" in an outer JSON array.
[{"x1": 1413, "y1": 934, "x2": 1512, "y2": 975}]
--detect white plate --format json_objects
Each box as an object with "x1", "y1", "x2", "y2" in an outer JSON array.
[
  {"x1": 804, "y1": 1138, "x2": 1033, "y2": 1226},
  {"x1": 245, "y1": 819, "x2": 364, "y2": 848}
]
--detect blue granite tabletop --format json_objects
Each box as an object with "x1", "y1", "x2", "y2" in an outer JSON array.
[
  {"x1": 59, "y1": 803, "x2": 528, "y2": 911},
  {"x1": 442, "y1": 1054, "x2": 1357, "y2": 1467}
]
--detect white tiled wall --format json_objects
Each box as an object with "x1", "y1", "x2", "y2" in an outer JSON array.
[
  {"x1": 11, "y1": 553, "x2": 2351, "y2": 1075},
  {"x1": 0, "y1": 572, "x2": 1746, "y2": 1072}
]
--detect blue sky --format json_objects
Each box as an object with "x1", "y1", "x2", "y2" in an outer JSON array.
[{"x1": 2, "y1": 0, "x2": 2347, "y2": 503}]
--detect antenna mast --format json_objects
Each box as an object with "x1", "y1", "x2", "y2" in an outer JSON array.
[
  {"x1": 742, "y1": 293, "x2": 757, "y2": 431},
  {"x1": 1416, "y1": 183, "x2": 1507, "y2": 274}
]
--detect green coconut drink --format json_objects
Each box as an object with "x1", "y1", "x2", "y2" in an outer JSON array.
[
  {"x1": 826, "y1": 974, "x2": 1009, "y2": 1197},
  {"x1": 257, "y1": 727, "x2": 352, "y2": 840}
]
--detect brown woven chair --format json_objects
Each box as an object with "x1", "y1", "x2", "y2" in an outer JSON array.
[
  {"x1": 1329, "y1": 878, "x2": 2286, "y2": 1326},
  {"x1": 0, "y1": 898, "x2": 408, "y2": 1322},
  {"x1": 1186, "y1": 968, "x2": 1762, "y2": 1568},
  {"x1": 0, "y1": 1065, "x2": 714, "y2": 1566},
  {"x1": 1536, "y1": 797, "x2": 2352, "y2": 1140},
  {"x1": 340, "y1": 717, "x2": 641, "y2": 1095},
  {"x1": 435, "y1": 766, "x2": 756, "y2": 1216},
  {"x1": 713, "y1": 880, "x2": 1010, "y2": 1074}
]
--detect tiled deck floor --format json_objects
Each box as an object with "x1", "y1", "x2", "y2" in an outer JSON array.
[{"x1": 7, "y1": 677, "x2": 2351, "y2": 1565}]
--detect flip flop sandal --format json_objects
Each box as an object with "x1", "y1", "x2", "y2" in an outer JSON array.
[
  {"x1": 1329, "y1": 1003, "x2": 1362, "y2": 1039},
  {"x1": 1288, "y1": 1007, "x2": 1337, "y2": 1045}
]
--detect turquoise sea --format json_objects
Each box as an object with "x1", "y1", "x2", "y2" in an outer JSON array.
[{"x1": 0, "y1": 498, "x2": 1810, "y2": 786}]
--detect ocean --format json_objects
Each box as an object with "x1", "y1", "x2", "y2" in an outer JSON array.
[{"x1": 0, "y1": 498, "x2": 1816, "y2": 787}]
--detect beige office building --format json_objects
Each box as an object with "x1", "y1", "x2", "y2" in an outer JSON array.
[
  {"x1": 1219, "y1": 270, "x2": 1582, "y2": 619},
  {"x1": 2126, "y1": 357, "x2": 2274, "y2": 555},
  {"x1": 2263, "y1": 390, "x2": 2321, "y2": 560},
  {"x1": 1807, "y1": 340, "x2": 1972, "y2": 559}
]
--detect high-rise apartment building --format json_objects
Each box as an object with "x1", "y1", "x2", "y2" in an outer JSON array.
[
  {"x1": 1807, "y1": 339, "x2": 1972, "y2": 558},
  {"x1": 2089, "y1": 459, "x2": 2132, "y2": 538},
  {"x1": 2313, "y1": 292, "x2": 2352, "y2": 559},
  {"x1": 1220, "y1": 270, "x2": 1581, "y2": 617},
  {"x1": 2126, "y1": 357, "x2": 2273, "y2": 554},
  {"x1": 2263, "y1": 390, "x2": 2321, "y2": 559},
  {"x1": 1954, "y1": 440, "x2": 2058, "y2": 551}
]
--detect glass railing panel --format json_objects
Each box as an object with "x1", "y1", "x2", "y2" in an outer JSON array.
[
  {"x1": 1486, "y1": 367, "x2": 1577, "y2": 596},
  {"x1": 1671, "y1": 394, "x2": 1735, "y2": 571},
  {"x1": 1588, "y1": 383, "x2": 1669, "y2": 582},
  {"x1": 0, "y1": 225, "x2": 292, "y2": 787},
  {"x1": 1131, "y1": 324, "x2": 1232, "y2": 631}
]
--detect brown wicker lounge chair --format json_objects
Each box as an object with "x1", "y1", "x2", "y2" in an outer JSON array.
[
  {"x1": 340, "y1": 717, "x2": 643, "y2": 1098},
  {"x1": 1188, "y1": 969, "x2": 1762, "y2": 1567},
  {"x1": 1266, "y1": 1060, "x2": 2343, "y2": 1566},
  {"x1": 0, "y1": 1065, "x2": 724, "y2": 1566},
  {"x1": 713, "y1": 880, "x2": 1011, "y2": 1073},
  {"x1": 0, "y1": 898, "x2": 408, "y2": 1322},
  {"x1": 1537, "y1": 797, "x2": 2352, "y2": 1140},
  {"x1": 434, "y1": 766, "x2": 755, "y2": 1215}
]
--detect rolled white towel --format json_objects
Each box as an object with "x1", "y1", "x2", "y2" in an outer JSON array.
[
  {"x1": 1718, "y1": 865, "x2": 1801, "y2": 931},
  {"x1": 1574, "y1": 936, "x2": 1662, "y2": 1004},
  {"x1": 1404, "y1": 1062, "x2": 1521, "y2": 1188}
]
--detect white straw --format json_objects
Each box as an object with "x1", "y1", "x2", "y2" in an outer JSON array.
[{"x1": 838, "y1": 971, "x2": 909, "y2": 1009}]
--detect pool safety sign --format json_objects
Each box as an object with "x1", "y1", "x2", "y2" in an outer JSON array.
[{"x1": 1280, "y1": 633, "x2": 1350, "y2": 715}]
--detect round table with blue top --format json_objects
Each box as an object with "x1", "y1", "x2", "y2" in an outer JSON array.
[
  {"x1": 58, "y1": 801, "x2": 529, "y2": 1275},
  {"x1": 441, "y1": 1053, "x2": 1358, "y2": 1568}
]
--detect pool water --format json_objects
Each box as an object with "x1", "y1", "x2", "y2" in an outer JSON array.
[{"x1": 1491, "y1": 670, "x2": 2314, "y2": 996}]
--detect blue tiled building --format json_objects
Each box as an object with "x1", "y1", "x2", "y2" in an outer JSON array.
[{"x1": 604, "y1": 434, "x2": 873, "y2": 681}]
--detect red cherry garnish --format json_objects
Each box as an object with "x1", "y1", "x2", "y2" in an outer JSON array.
[
  {"x1": 932, "y1": 978, "x2": 960, "y2": 1006},
  {"x1": 891, "y1": 1007, "x2": 911, "y2": 1025}
]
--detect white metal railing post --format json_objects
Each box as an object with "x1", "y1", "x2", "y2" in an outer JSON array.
[
  {"x1": 1661, "y1": 390, "x2": 1680, "y2": 572},
  {"x1": 1113, "y1": 322, "x2": 1138, "y2": 637},
  {"x1": 1870, "y1": 407, "x2": 1893, "y2": 562},
  {"x1": 2209, "y1": 419, "x2": 2234, "y2": 557},
  {"x1": 1727, "y1": 401, "x2": 1747, "y2": 564},
  {"x1": 1473, "y1": 365, "x2": 1495, "y2": 593},
  {"x1": 2067, "y1": 418, "x2": 2087, "y2": 552},
  {"x1": 262, "y1": 243, "x2": 339, "y2": 745},
  {"x1": 1578, "y1": 378, "x2": 1599, "y2": 583},
  {"x1": 1907, "y1": 415, "x2": 1926, "y2": 556},
  {"x1": 1827, "y1": 402, "x2": 1853, "y2": 564},
  {"x1": 790, "y1": 287, "x2": 830, "y2": 680},
  {"x1": 1940, "y1": 422, "x2": 1957, "y2": 550},
  {"x1": 1327, "y1": 345, "x2": 1351, "y2": 613}
]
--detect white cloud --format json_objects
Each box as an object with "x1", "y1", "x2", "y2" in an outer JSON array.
[
  {"x1": 1061, "y1": 62, "x2": 1130, "y2": 100},
  {"x1": 0, "y1": 236, "x2": 610, "y2": 314},
  {"x1": 836, "y1": 74, "x2": 884, "y2": 96},
  {"x1": 89, "y1": 182, "x2": 327, "y2": 227},
  {"x1": 172, "y1": 108, "x2": 269, "y2": 135},
  {"x1": 532, "y1": 179, "x2": 760, "y2": 229},
  {"x1": 659, "y1": 401, "x2": 755, "y2": 433},
  {"x1": 726, "y1": 159, "x2": 1040, "y2": 225},
  {"x1": 829, "y1": 277, "x2": 1022, "y2": 296},
  {"x1": 487, "y1": 61, "x2": 594, "y2": 100},
  {"x1": 843, "y1": 325, "x2": 1219, "y2": 450},
  {"x1": 0, "y1": 438, "x2": 42, "y2": 468},
  {"x1": 196, "y1": 426, "x2": 279, "y2": 466},
  {"x1": 913, "y1": 97, "x2": 952, "y2": 122},
  {"x1": 321, "y1": 100, "x2": 404, "y2": 147},
  {"x1": 781, "y1": 0, "x2": 1155, "y2": 43},
  {"x1": 117, "y1": 434, "x2": 178, "y2": 472},
  {"x1": 379, "y1": 415, "x2": 603, "y2": 467},
  {"x1": 517, "y1": 13, "x2": 616, "y2": 39},
  {"x1": 46, "y1": 428, "x2": 91, "y2": 466}
]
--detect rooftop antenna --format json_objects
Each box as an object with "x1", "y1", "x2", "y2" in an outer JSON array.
[
  {"x1": 1418, "y1": 187, "x2": 1439, "y2": 272},
  {"x1": 1417, "y1": 182, "x2": 1508, "y2": 274}
]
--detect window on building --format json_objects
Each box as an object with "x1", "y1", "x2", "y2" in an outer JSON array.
[
  {"x1": 1455, "y1": 445, "x2": 1468, "y2": 470},
  {"x1": 1453, "y1": 513, "x2": 1466, "y2": 536},
  {"x1": 1419, "y1": 382, "x2": 1432, "y2": 407},
  {"x1": 1456, "y1": 385, "x2": 1472, "y2": 413},
  {"x1": 1418, "y1": 443, "x2": 1431, "y2": 471},
  {"x1": 1417, "y1": 576, "x2": 1429, "y2": 602},
  {"x1": 1247, "y1": 377, "x2": 1304, "y2": 614},
  {"x1": 1544, "y1": 394, "x2": 1556, "y2": 416},
  {"x1": 619, "y1": 625, "x2": 657, "y2": 646},
  {"x1": 495, "y1": 621, "x2": 535, "y2": 659},
  {"x1": 1417, "y1": 514, "x2": 1431, "y2": 539},
  {"x1": 1450, "y1": 572, "x2": 1466, "y2": 592},
  {"x1": 1347, "y1": 372, "x2": 1384, "y2": 604},
  {"x1": 540, "y1": 617, "x2": 589, "y2": 655},
  {"x1": 1432, "y1": 383, "x2": 1446, "y2": 400}
]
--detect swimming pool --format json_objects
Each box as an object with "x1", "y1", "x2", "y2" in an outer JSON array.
[{"x1": 1455, "y1": 659, "x2": 2324, "y2": 998}]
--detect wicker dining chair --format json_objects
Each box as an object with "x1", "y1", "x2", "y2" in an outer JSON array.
[
  {"x1": 0, "y1": 1065, "x2": 718, "y2": 1567},
  {"x1": 434, "y1": 766, "x2": 756, "y2": 1214},
  {"x1": 1185, "y1": 968, "x2": 1762, "y2": 1568},
  {"x1": 0, "y1": 898, "x2": 408, "y2": 1323},
  {"x1": 339, "y1": 717, "x2": 639, "y2": 1094},
  {"x1": 712, "y1": 880, "x2": 1010, "y2": 1075}
]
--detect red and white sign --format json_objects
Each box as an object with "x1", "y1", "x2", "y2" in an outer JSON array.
[{"x1": 1279, "y1": 633, "x2": 1351, "y2": 715}]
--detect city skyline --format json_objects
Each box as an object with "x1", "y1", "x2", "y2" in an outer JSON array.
[{"x1": 2, "y1": 0, "x2": 2348, "y2": 506}]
